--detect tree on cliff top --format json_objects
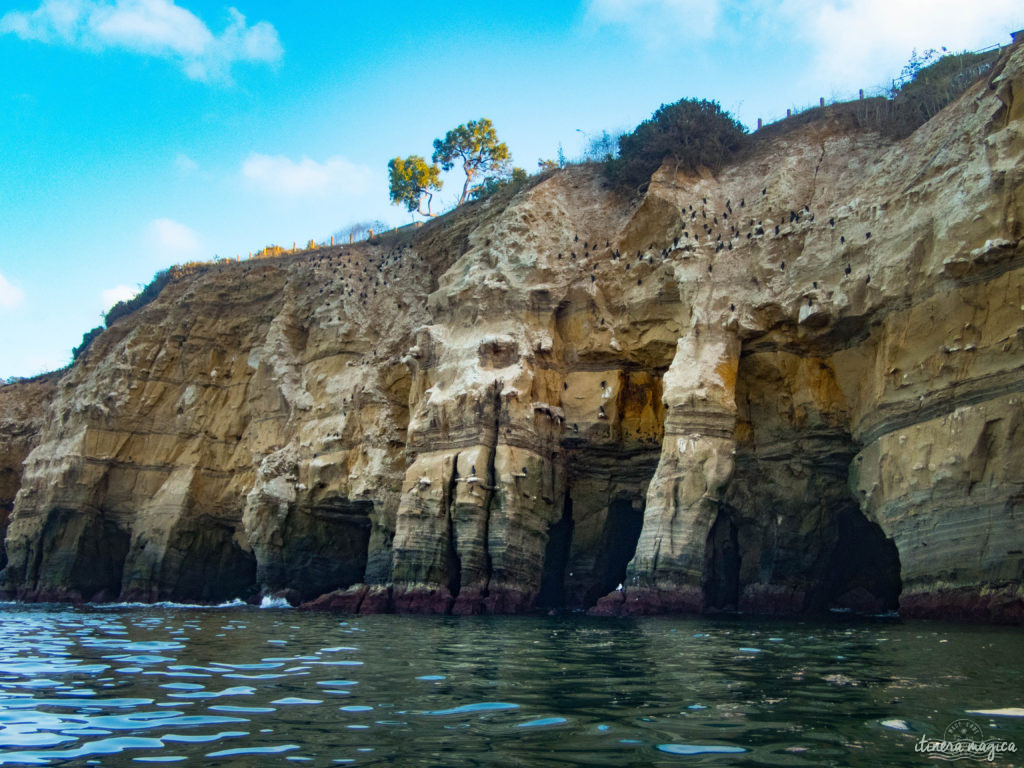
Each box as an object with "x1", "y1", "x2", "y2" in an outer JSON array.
[
  {"x1": 432, "y1": 118, "x2": 510, "y2": 206},
  {"x1": 388, "y1": 155, "x2": 443, "y2": 217},
  {"x1": 606, "y1": 98, "x2": 747, "y2": 190}
]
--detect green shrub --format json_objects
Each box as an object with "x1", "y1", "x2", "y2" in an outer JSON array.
[
  {"x1": 103, "y1": 261, "x2": 209, "y2": 328},
  {"x1": 72, "y1": 326, "x2": 104, "y2": 361},
  {"x1": 880, "y1": 49, "x2": 1000, "y2": 138},
  {"x1": 606, "y1": 98, "x2": 747, "y2": 189},
  {"x1": 104, "y1": 269, "x2": 172, "y2": 326}
]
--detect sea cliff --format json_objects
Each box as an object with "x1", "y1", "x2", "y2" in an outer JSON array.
[{"x1": 2, "y1": 42, "x2": 1022, "y2": 622}]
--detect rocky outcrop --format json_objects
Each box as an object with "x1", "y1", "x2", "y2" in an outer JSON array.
[
  {"x1": 0, "y1": 373, "x2": 58, "y2": 574},
  {"x1": 1, "y1": 41, "x2": 1022, "y2": 621}
]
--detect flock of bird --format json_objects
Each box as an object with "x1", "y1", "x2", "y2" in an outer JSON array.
[
  {"x1": 550, "y1": 185, "x2": 875, "y2": 296},
  {"x1": 239, "y1": 182, "x2": 878, "y2": 327},
  {"x1": 278, "y1": 242, "x2": 446, "y2": 320}
]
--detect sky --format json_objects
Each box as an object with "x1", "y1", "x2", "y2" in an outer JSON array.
[{"x1": 1, "y1": 0, "x2": 1022, "y2": 378}]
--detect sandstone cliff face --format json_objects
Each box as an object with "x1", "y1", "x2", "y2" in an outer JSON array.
[
  {"x1": 0, "y1": 373, "x2": 58, "y2": 574},
  {"x1": 2, "y1": 43, "x2": 1022, "y2": 621}
]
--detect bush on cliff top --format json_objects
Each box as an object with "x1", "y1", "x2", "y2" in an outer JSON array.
[
  {"x1": 605, "y1": 98, "x2": 748, "y2": 190},
  {"x1": 72, "y1": 326, "x2": 104, "y2": 361},
  {"x1": 104, "y1": 269, "x2": 173, "y2": 327},
  {"x1": 880, "y1": 48, "x2": 1001, "y2": 138},
  {"x1": 103, "y1": 262, "x2": 210, "y2": 329}
]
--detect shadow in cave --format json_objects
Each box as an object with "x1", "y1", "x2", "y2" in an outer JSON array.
[
  {"x1": 276, "y1": 498, "x2": 373, "y2": 602},
  {"x1": 822, "y1": 503, "x2": 902, "y2": 613},
  {"x1": 703, "y1": 505, "x2": 740, "y2": 612},
  {"x1": 583, "y1": 495, "x2": 644, "y2": 609},
  {"x1": 165, "y1": 517, "x2": 257, "y2": 603},
  {"x1": 32, "y1": 507, "x2": 130, "y2": 601},
  {"x1": 534, "y1": 493, "x2": 574, "y2": 610}
]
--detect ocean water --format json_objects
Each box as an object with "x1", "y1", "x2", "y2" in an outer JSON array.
[{"x1": 0, "y1": 604, "x2": 1020, "y2": 766}]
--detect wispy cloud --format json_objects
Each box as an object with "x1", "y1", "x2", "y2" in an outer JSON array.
[
  {"x1": 102, "y1": 284, "x2": 138, "y2": 308},
  {"x1": 146, "y1": 217, "x2": 203, "y2": 262},
  {"x1": 781, "y1": 0, "x2": 1024, "y2": 90},
  {"x1": 0, "y1": 0, "x2": 283, "y2": 82},
  {"x1": 0, "y1": 272, "x2": 25, "y2": 310},
  {"x1": 584, "y1": 0, "x2": 721, "y2": 46},
  {"x1": 583, "y1": 0, "x2": 1022, "y2": 81},
  {"x1": 241, "y1": 153, "x2": 375, "y2": 199}
]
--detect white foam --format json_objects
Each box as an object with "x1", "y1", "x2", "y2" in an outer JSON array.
[{"x1": 260, "y1": 596, "x2": 293, "y2": 609}]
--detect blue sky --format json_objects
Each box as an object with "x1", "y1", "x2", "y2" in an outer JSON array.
[{"x1": 1, "y1": 0, "x2": 1022, "y2": 378}]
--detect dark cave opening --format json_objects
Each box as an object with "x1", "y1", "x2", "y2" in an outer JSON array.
[
  {"x1": 703, "y1": 505, "x2": 741, "y2": 611},
  {"x1": 166, "y1": 517, "x2": 257, "y2": 603},
  {"x1": 583, "y1": 495, "x2": 644, "y2": 608},
  {"x1": 280, "y1": 499, "x2": 374, "y2": 602},
  {"x1": 32, "y1": 508, "x2": 130, "y2": 601},
  {"x1": 534, "y1": 493, "x2": 574, "y2": 610},
  {"x1": 824, "y1": 504, "x2": 902, "y2": 613}
]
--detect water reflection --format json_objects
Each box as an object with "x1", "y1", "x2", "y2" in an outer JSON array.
[{"x1": 0, "y1": 605, "x2": 1019, "y2": 766}]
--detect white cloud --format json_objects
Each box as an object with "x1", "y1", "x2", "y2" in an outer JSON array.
[
  {"x1": 784, "y1": 0, "x2": 1024, "y2": 90},
  {"x1": 146, "y1": 217, "x2": 203, "y2": 262},
  {"x1": 0, "y1": 0, "x2": 282, "y2": 82},
  {"x1": 102, "y1": 284, "x2": 138, "y2": 308},
  {"x1": 585, "y1": 0, "x2": 721, "y2": 45},
  {"x1": 0, "y1": 272, "x2": 25, "y2": 310},
  {"x1": 583, "y1": 0, "x2": 1022, "y2": 79},
  {"x1": 241, "y1": 153, "x2": 374, "y2": 199}
]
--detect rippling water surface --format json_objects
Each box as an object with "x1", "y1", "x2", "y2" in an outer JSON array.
[{"x1": 0, "y1": 604, "x2": 1020, "y2": 766}]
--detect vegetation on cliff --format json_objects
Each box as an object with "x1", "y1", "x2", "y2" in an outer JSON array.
[
  {"x1": 72, "y1": 262, "x2": 212, "y2": 362},
  {"x1": 882, "y1": 48, "x2": 1002, "y2": 138},
  {"x1": 388, "y1": 155, "x2": 444, "y2": 217},
  {"x1": 389, "y1": 118, "x2": 512, "y2": 216},
  {"x1": 604, "y1": 98, "x2": 748, "y2": 190}
]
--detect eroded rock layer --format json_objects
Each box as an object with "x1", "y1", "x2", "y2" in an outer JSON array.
[{"x1": 2, "y1": 42, "x2": 1023, "y2": 621}]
